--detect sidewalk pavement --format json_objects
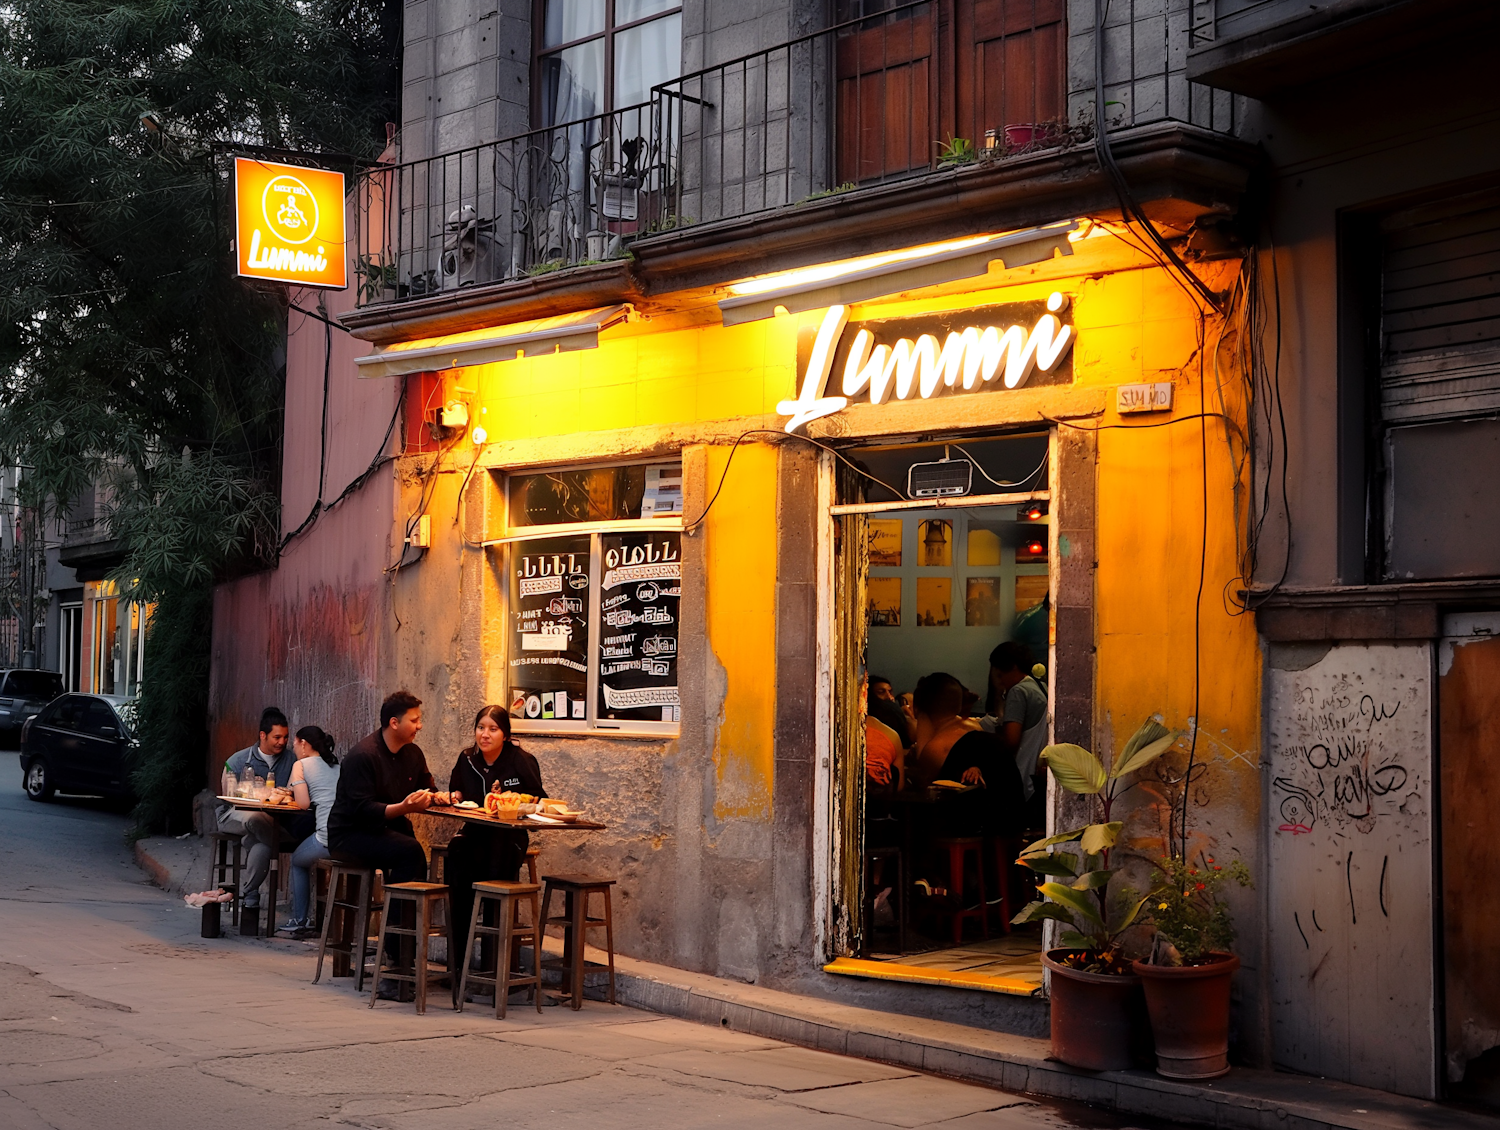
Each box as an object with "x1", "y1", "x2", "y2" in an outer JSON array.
[{"x1": 135, "y1": 834, "x2": 1493, "y2": 1130}]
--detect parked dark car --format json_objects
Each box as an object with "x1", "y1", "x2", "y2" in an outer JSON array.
[
  {"x1": 20, "y1": 693, "x2": 138, "y2": 802},
  {"x1": 0, "y1": 668, "x2": 65, "y2": 743}
]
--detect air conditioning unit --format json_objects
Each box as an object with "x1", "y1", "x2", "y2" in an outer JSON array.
[{"x1": 908, "y1": 458, "x2": 973, "y2": 499}]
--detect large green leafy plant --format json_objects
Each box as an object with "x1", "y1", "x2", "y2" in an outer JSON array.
[{"x1": 1013, "y1": 718, "x2": 1182, "y2": 972}]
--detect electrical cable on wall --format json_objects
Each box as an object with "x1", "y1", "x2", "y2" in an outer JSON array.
[
  {"x1": 279, "y1": 295, "x2": 332, "y2": 550},
  {"x1": 1092, "y1": 0, "x2": 1224, "y2": 315}
]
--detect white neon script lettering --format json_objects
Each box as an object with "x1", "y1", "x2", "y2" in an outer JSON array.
[
  {"x1": 246, "y1": 229, "x2": 330, "y2": 274},
  {"x1": 776, "y1": 293, "x2": 1074, "y2": 434}
]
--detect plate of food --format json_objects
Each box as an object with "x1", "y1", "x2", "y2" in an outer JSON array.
[{"x1": 454, "y1": 800, "x2": 479, "y2": 809}]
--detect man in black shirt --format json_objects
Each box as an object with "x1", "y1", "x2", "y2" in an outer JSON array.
[{"x1": 327, "y1": 690, "x2": 435, "y2": 887}]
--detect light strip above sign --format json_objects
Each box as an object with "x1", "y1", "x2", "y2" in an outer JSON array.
[
  {"x1": 354, "y1": 305, "x2": 631, "y2": 378},
  {"x1": 718, "y1": 222, "x2": 1078, "y2": 326}
]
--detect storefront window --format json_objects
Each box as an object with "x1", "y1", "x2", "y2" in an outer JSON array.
[
  {"x1": 503, "y1": 461, "x2": 682, "y2": 734},
  {"x1": 92, "y1": 588, "x2": 148, "y2": 698}
]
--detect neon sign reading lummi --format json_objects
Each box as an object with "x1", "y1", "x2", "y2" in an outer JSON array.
[{"x1": 776, "y1": 293, "x2": 1075, "y2": 433}]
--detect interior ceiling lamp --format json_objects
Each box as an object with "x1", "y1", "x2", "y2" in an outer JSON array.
[
  {"x1": 353, "y1": 305, "x2": 631, "y2": 379},
  {"x1": 717, "y1": 222, "x2": 1078, "y2": 326}
]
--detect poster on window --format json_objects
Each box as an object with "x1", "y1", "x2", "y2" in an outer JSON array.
[
  {"x1": 509, "y1": 535, "x2": 590, "y2": 722},
  {"x1": 598, "y1": 531, "x2": 681, "y2": 722}
]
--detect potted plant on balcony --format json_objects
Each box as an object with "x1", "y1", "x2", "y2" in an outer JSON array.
[
  {"x1": 1132, "y1": 853, "x2": 1252, "y2": 1079},
  {"x1": 355, "y1": 253, "x2": 398, "y2": 304},
  {"x1": 1014, "y1": 717, "x2": 1180, "y2": 1070}
]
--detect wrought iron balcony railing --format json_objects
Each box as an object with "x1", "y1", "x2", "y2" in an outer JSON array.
[{"x1": 354, "y1": 0, "x2": 1230, "y2": 306}]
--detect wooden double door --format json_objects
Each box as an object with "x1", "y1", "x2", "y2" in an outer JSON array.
[{"x1": 834, "y1": 0, "x2": 1066, "y2": 184}]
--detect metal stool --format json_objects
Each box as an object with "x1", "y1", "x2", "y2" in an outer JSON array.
[
  {"x1": 458, "y1": 881, "x2": 543, "y2": 1018},
  {"x1": 207, "y1": 832, "x2": 244, "y2": 925},
  {"x1": 540, "y1": 874, "x2": 616, "y2": 1010},
  {"x1": 314, "y1": 863, "x2": 381, "y2": 991},
  {"x1": 370, "y1": 882, "x2": 452, "y2": 1014},
  {"x1": 935, "y1": 837, "x2": 988, "y2": 945}
]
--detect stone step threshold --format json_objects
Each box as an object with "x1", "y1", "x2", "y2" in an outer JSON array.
[
  {"x1": 824, "y1": 956, "x2": 1041, "y2": 997},
  {"x1": 556, "y1": 940, "x2": 1488, "y2": 1130}
]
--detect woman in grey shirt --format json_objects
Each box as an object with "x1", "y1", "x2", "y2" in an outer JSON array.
[{"x1": 281, "y1": 726, "x2": 340, "y2": 936}]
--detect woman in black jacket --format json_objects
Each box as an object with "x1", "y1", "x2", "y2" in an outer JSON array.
[{"x1": 445, "y1": 705, "x2": 546, "y2": 990}]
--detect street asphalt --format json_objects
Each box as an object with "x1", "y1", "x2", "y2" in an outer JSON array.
[{"x1": 0, "y1": 751, "x2": 1176, "y2": 1129}]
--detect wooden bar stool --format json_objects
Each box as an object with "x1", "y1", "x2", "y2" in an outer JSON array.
[
  {"x1": 540, "y1": 874, "x2": 616, "y2": 1010},
  {"x1": 427, "y1": 844, "x2": 448, "y2": 883},
  {"x1": 862, "y1": 845, "x2": 906, "y2": 956},
  {"x1": 314, "y1": 863, "x2": 381, "y2": 991},
  {"x1": 370, "y1": 881, "x2": 452, "y2": 1014},
  {"x1": 311, "y1": 857, "x2": 333, "y2": 932},
  {"x1": 985, "y1": 836, "x2": 1020, "y2": 935},
  {"x1": 935, "y1": 837, "x2": 988, "y2": 945},
  {"x1": 458, "y1": 881, "x2": 543, "y2": 1018},
  {"x1": 258, "y1": 851, "x2": 288, "y2": 937},
  {"x1": 207, "y1": 832, "x2": 244, "y2": 925},
  {"x1": 525, "y1": 845, "x2": 540, "y2": 884}
]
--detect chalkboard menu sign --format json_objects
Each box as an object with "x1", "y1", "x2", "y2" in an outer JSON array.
[
  {"x1": 508, "y1": 534, "x2": 590, "y2": 723},
  {"x1": 597, "y1": 531, "x2": 681, "y2": 722}
]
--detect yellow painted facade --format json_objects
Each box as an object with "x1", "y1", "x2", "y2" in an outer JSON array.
[{"x1": 437, "y1": 226, "x2": 1261, "y2": 934}]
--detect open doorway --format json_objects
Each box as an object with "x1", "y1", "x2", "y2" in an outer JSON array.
[{"x1": 828, "y1": 433, "x2": 1053, "y2": 996}]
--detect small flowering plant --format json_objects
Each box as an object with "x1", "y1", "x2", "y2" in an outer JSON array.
[{"x1": 1147, "y1": 854, "x2": 1252, "y2": 965}]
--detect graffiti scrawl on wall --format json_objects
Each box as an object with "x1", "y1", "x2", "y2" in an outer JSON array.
[{"x1": 1266, "y1": 643, "x2": 1436, "y2": 1099}]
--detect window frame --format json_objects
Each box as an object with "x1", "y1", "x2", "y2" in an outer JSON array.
[
  {"x1": 532, "y1": 0, "x2": 685, "y2": 127},
  {"x1": 498, "y1": 457, "x2": 683, "y2": 738}
]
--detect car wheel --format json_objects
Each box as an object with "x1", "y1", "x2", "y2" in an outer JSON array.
[{"x1": 24, "y1": 759, "x2": 54, "y2": 802}]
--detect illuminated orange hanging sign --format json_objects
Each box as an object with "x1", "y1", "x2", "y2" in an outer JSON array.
[{"x1": 233, "y1": 157, "x2": 347, "y2": 289}]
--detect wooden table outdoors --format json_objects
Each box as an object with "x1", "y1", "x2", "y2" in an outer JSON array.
[{"x1": 425, "y1": 804, "x2": 606, "y2": 832}]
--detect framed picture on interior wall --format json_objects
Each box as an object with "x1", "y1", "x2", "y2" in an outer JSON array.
[
  {"x1": 918, "y1": 519, "x2": 952, "y2": 566},
  {"x1": 867, "y1": 576, "x2": 902, "y2": 627},
  {"x1": 965, "y1": 577, "x2": 1001, "y2": 626},
  {"x1": 868, "y1": 519, "x2": 903, "y2": 566},
  {"x1": 916, "y1": 577, "x2": 951, "y2": 626}
]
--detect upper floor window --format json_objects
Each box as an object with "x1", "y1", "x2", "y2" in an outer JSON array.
[
  {"x1": 536, "y1": 0, "x2": 683, "y2": 127},
  {"x1": 1353, "y1": 182, "x2": 1500, "y2": 581}
]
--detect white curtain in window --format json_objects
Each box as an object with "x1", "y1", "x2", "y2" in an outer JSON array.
[
  {"x1": 543, "y1": 0, "x2": 604, "y2": 48},
  {"x1": 614, "y1": 13, "x2": 682, "y2": 108}
]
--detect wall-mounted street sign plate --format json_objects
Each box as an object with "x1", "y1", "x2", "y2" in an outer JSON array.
[
  {"x1": 233, "y1": 157, "x2": 347, "y2": 289},
  {"x1": 1117, "y1": 382, "x2": 1174, "y2": 414}
]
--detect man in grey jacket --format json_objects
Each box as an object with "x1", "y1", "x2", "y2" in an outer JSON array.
[{"x1": 216, "y1": 707, "x2": 292, "y2": 932}]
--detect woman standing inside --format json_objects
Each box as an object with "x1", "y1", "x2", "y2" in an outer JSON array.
[
  {"x1": 280, "y1": 725, "x2": 340, "y2": 937},
  {"x1": 445, "y1": 706, "x2": 546, "y2": 987}
]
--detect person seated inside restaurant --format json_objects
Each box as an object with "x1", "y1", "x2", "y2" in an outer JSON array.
[
  {"x1": 280, "y1": 725, "x2": 340, "y2": 938},
  {"x1": 980, "y1": 641, "x2": 1049, "y2": 815},
  {"x1": 216, "y1": 707, "x2": 301, "y2": 931},
  {"x1": 868, "y1": 675, "x2": 913, "y2": 750},
  {"x1": 444, "y1": 705, "x2": 546, "y2": 987},
  {"x1": 909, "y1": 672, "x2": 1026, "y2": 836},
  {"x1": 328, "y1": 690, "x2": 438, "y2": 993}
]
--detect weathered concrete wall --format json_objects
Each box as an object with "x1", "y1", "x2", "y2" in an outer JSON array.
[
  {"x1": 1265, "y1": 641, "x2": 1436, "y2": 1099},
  {"x1": 207, "y1": 278, "x2": 399, "y2": 770},
  {"x1": 401, "y1": 0, "x2": 530, "y2": 161}
]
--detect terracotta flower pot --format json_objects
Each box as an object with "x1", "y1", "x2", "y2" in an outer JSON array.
[
  {"x1": 1042, "y1": 949, "x2": 1147, "y2": 1071},
  {"x1": 1132, "y1": 952, "x2": 1241, "y2": 1079}
]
